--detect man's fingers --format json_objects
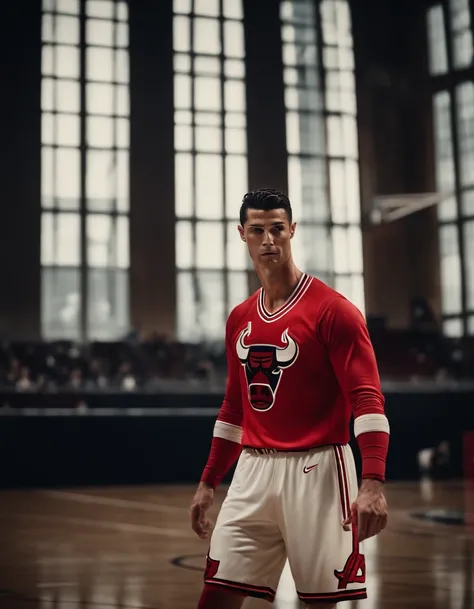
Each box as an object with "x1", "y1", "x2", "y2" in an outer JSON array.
[
  {"x1": 357, "y1": 510, "x2": 370, "y2": 542},
  {"x1": 366, "y1": 515, "x2": 379, "y2": 540},
  {"x1": 196, "y1": 515, "x2": 212, "y2": 540},
  {"x1": 190, "y1": 503, "x2": 212, "y2": 539},
  {"x1": 373, "y1": 514, "x2": 387, "y2": 538},
  {"x1": 189, "y1": 485, "x2": 214, "y2": 540},
  {"x1": 343, "y1": 504, "x2": 359, "y2": 530},
  {"x1": 343, "y1": 514, "x2": 353, "y2": 530},
  {"x1": 190, "y1": 504, "x2": 203, "y2": 531},
  {"x1": 191, "y1": 506, "x2": 204, "y2": 528},
  {"x1": 361, "y1": 511, "x2": 375, "y2": 540},
  {"x1": 357, "y1": 512, "x2": 387, "y2": 542},
  {"x1": 343, "y1": 506, "x2": 388, "y2": 540}
]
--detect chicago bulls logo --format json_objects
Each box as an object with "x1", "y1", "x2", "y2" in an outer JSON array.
[
  {"x1": 334, "y1": 549, "x2": 366, "y2": 589},
  {"x1": 236, "y1": 322, "x2": 299, "y2": 412},
  {"x1": 334, "y1": 526, "x2": 366, "y2": 589}
]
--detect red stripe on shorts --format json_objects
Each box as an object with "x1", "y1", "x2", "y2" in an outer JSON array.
[{"x1": 333, "y1": 445, "x2": 350, "y2": 521}]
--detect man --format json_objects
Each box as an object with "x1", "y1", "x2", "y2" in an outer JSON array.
[{"x1": 190, "y1": 189, "x2": 389, "y2": 609}]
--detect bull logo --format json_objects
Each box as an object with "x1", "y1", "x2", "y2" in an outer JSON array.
[{"x1": 236, "y1": 322, "x2": 299, "y2": 412}]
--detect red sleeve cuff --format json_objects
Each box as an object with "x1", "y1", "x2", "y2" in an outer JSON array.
[
  {"x1": 200, "y1": 437, "x2": 242, "y2": 489},
  {"x1": 357, "y1": 430, "x2": 389, "y2": 482}
]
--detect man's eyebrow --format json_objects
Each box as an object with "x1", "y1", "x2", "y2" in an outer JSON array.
[{"x1": 248, "y1": 221, "x2": 285, "y2": 227}]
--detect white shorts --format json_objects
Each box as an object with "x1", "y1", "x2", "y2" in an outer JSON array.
[{"x1": 204, "y1": 444, "x2": 367, "y2": 604}]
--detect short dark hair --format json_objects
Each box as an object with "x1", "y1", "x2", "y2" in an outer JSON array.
[{"x1": 239, "y1": 188, "x2": 293, "y2": 226}]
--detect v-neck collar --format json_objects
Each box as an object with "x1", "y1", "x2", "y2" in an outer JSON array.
[{"x1": 257, "y1": 273, "x2": 312, "y2": 323}]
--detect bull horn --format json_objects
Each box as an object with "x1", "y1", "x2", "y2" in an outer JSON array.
[
  {"x1": 275, "y1": 328, "x2": 298, "y2": 365},
  {"x1": 236, "y1": 323, "x2": 251, "y2": 362}
]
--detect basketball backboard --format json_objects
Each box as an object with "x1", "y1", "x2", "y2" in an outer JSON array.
[{"x1": 369, "y1": 192, "x2": 450, "y2": 224}]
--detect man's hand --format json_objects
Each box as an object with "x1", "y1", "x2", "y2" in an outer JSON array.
[
  {"x1": 189, "y1": 481, "x2": 214, "y2": 540},
  {"x1": 343, "y1": 479, "x2": 388, "y2": 542}
]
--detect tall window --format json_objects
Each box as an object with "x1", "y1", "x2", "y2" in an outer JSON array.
[
  {"x1": 449, "y1": 0, "x2": 473, "y2": 68},
  {"x1": 427, "y1": 5, "x2": 449, "y2": 74},
  {"x1": 41, "y1": 0, "x2": 130, "y2": 341},
  {"x1": 428, "y1": 1, "x2": 474, "y2": 336},
  {"x1": 281, "y1": 0, "x2": 364, "y2": 314},
  {"x1": 173, "y1": 0, "x2": 249, "y2": 342}
]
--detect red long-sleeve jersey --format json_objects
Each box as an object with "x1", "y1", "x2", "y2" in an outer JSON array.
[{"x1": 201, "y1": 273, "x2": 390, "y2": 488}]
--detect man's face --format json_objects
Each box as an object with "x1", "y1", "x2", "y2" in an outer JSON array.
[{"x1": 238, "y1": 208, "x2": 296, "y2": 267}]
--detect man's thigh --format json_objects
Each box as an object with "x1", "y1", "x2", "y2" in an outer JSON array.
[
  {"x1": 205, "y1": 450, "x2": 287, "y2": 603},
  {"x1": 280, "y1": 445, "x2": 368, "y2": 605}
]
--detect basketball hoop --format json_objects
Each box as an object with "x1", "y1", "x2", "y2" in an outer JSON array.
[{"x1": 369, "y1": 192, "x2": 451, "y2": 224}]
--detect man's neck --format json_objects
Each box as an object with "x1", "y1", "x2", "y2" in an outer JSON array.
[{"x1": 256, "y1": 261, "x2": 303, "y2": 313}]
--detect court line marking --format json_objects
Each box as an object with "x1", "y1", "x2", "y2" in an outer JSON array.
[
  {"x1": 39, "y1": 490, "x2": 188, "y2": 513},
  {"x1": 1, "y1": 585, "x2": 161, "y2": 609},
  {"x1": 37, "y1": 582, "x2": 77, "y2": 588},
  {"x1": 15, "y1": 512, "x2": 190, "y2": 538}
]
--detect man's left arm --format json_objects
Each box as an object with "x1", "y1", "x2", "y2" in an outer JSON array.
[{"x1": 321, "y1": 296, "x2": 390, "y2": 542}]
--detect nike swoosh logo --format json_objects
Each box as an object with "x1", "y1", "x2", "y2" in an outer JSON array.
[{"x1": 303, "y1": 464, "x2": 318, "y2": 474}]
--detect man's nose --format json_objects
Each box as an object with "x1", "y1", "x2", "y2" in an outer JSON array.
[{"x1": 262, "y1": 230, "x2": 275, "y2": 246}]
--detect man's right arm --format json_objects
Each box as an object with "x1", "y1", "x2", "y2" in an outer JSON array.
[
  {"x1": 200, "y1": 314, "x2": 243, "y2": 490},
  {"x1": 190, "y1": 315, "x2": 243, "y2": 538}
]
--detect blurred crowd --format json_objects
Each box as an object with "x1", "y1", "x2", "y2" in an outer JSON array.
[
  {"x1": 369, "y1": 329, "x2": 473, "y2": 384},
  {"x1": 0, "y1": 326, "x2": 473, "y2": 395},
  {"x1": 0, "y1": 333, "x2": 226, "y2": 394}
]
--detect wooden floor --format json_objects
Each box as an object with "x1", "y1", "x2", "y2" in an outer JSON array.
[{"x1": 0, "y1": 479, "x2": 473, "y2": 608}]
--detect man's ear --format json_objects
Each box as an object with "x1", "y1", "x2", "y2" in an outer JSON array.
[{"x1": 238, "y1": 225, "x2": 246, "y2": 242}]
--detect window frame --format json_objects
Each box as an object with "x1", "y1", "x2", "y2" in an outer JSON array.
[
  {"x1": 40, "y1": 0, "x2": 130, "y2": 341},
  {"x1": 173, "y1": 0, "x2": 250, "y2": 343},
  {"x1": 428, "y1": 0, "x2": 474, "y2": 335}
]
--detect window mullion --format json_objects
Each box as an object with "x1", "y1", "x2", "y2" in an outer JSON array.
[{"x1": 79, "y1": 0, "x2": 88, "y2": 342}]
